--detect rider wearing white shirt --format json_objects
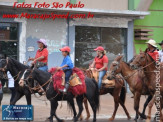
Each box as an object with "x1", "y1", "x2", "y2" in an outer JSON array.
[{"x1": 7, "y1": 71, "x2": 15, "y2": 104}]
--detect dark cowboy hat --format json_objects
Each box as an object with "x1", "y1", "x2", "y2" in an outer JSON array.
[{"x1": 159, "y1": 40, "x2": 163, "y2": 45}]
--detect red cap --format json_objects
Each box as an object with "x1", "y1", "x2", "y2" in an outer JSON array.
[
  {"x1": 60, "y1": 46, "x2": 71, "y2": 52},
  {"x1": 94, "y1": 46, "x2": 104, "y2": 51}
]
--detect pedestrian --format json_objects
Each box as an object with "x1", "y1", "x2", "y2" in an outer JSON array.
[
  {"x1": 7, "y1": 71, "x2": 15, "y2": 104},
  {"x1": 145, "y1": 39, "x2": 159, "y2": 61},
  {"x1": 89, "y1": 46, "x2": 108, "y2": 90},
  {"x1": 58, "y1": 46, "x2": 74, "y2": 93},
  {"x1": 159, "y1": 40, "x2": 163, "y2": 63},
  {"x1": 28, "y1": 39, "x2": 48, "y2": 72}
]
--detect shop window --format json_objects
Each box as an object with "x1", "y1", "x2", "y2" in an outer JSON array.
[
  {"x1": 0, "y1": 23, "x2": 18, "y2": 59},
  {"x1": 75, "y1": 26, "x2": 127, "y2": 68}
]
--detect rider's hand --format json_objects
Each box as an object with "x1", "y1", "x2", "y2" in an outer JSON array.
[
  {"x1": 28, "y1": 58, "x2": 34, "y2": 61},
  {"x1": 57, "y1": 67, "x2": 62, "y2": 70}
]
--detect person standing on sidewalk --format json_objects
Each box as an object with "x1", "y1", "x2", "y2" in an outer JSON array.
[{"x1": 7, "y1": 71, "x2": 15, "y2": 104}]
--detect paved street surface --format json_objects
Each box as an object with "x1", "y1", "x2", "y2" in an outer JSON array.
[{"x1": 0, "y1": 93, "x2": 156, "y2": 122}]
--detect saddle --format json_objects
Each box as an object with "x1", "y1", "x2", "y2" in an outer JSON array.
[
  {"x1": 61, "y1": 73, "x2": 82, "y2": 86},
  {"x1": 87, "y1": 68, "x2": 115, "y2": 88}
]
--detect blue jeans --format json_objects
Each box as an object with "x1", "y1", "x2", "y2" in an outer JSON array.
[
  {"x1": 38, "y1": 66, "x2": 48, "y2": 72},
  {"x1": 64, "y1": 69, "x2": 73, "y2": 83},
  {"x1": 98, "y1": 70, "x2": 107, "y2": 90}
]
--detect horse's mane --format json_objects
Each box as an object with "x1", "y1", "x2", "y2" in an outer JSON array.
[
  {"x1": 8, "y1": 58, "x2": 29, "y2": 70},
  {"x1": 115, "y1": 55, "x2": 123, "y2": 62}
]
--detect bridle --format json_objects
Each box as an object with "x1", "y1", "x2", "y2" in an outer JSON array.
[
  {"x1": 20, "y1": 68, "x2": 61, "y2": 101},
  {"x1": 109, "y1": 55, "x2": 155, "y2": 80}
]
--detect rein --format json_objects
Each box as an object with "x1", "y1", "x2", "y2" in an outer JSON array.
[
  {"x1": 111, "y1": 59, "x2": 155, "y2": 80},
  {"x1": 21, "y1": 69, "x2": 59, "y2": 101}
]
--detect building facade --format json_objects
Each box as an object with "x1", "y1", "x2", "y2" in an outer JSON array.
[
  {"x1": 131, "y1": 0, "x2": 163, "y2": 53},
  {"x1": 0, "y1": 0, "x2": 148, "y2": 69}
]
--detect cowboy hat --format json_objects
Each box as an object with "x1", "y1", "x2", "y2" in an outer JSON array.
[
  {"x1": 37, "y1": 39, "x2": 47, "y2": 48},
  {"x1": 159, "y1": 40, "x2": 163, "y2": 45},
  {"x1": 146, "y1": 39, "x2": 157, "y2": 47}
]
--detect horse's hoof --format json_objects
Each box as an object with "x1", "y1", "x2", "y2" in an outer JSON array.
[
  {"x1": 79, "y1": 115, "x2": 83, "y2": 121},
  {"x1": 134, "y1": 118, "x2": 138, "y2": 122},
  {"x1": 59, "y1": 120, "x2": 64, "y2": 122},
  {"x1": 146, "y1": 119, "x2": 151, "y2": 122},
  {"x1": 140, "y1": 114, "x2": 147, "y2": 119},
  {"x1": 128, "y1": 116, "x2": 131, "y2": 120},
  {"x1": 85, "y1": 115, "x2": 90, "y2": 121},
  {"x1": 108, "y1": 117, "x2": 114, "y2": 121}
]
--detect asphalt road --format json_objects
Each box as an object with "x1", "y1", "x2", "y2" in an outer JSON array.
[{"x1": 0, "y1": 93, "x2": 157, "y2": 122}]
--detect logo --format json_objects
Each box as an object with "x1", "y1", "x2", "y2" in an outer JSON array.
[{"x1": 2, "y1": 105, "x2": 33, "y2": 121}]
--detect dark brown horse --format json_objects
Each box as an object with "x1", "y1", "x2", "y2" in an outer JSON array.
[
  {"x1": 130, "y1": 51, "x2": 163, "y2": 122},
  {"x1": 107, "y1": 55, "x2": 154, "y2": 121},
  {"x1": 81, "y1": 68, "x2": 131, "y2": 121}
]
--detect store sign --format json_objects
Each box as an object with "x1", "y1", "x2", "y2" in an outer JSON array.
[
  {"x1": 0, "y1": 30, "x2": 10, "y2": 40},
  {"x1": 27, "y1": 46, "x2": 35, "y2": 52}
]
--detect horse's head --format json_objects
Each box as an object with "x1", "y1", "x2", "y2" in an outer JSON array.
[
  {"x1": 0, "y1": 58, "x2": 8, "y2": 80},
  {"x1": 130, "y1": 51, "x2": 147, "y2": 70},
  {"x1": 108, "y1": 55, "x2": 123, "y2": 80},
  {"x1": 19, "y1": 69, "x2": 33, "y2": 87}
]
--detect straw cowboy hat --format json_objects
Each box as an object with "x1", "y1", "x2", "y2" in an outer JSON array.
[
  {"x1": 146, "y1": 39, "x2": 157, "y2": 47},
  {"x1": 159, "y1": 40, "x2": 163, "y2": 46}
]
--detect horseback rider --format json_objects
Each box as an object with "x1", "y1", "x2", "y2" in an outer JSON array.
[
  {"x1": 159, "y1": 40, "x2": 163, "y2": 63},
  {"x1": 89, "y1": 46, "x2": 108, "y2": 90},
  {"x1": 28, "y1": 39, "x2": 48, "y2": 72},
  {"x1": 58, "y1": 46, "x2": 74, "y2": 93},
  {"x1": 145, "y1": 39, "x2": 159, "y2": 61}
]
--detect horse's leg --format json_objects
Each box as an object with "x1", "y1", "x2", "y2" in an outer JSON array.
[
  {"x1": 49, "y1": 100, "x2": 63, "y2": 122},
  {"x1": 74, "y1": 96, "x2": 84, "y2": 122},
  {"x1": 67, "y1": 95, "x2": 77, "y2": 120},
  {"x1": 25, "y1": 93, "x2": 31, "y2": 105},
  {"x1": 140, "y1": 95, "x2": 152, "y2": 119},
  {"x1": 146, "y1": 95, "x2": 155, "y2": 122},
  {"x1": 83, "y1": 98, "x2": 90, "y2": 121},
  {"x1": 119, "y1": 100, "x2": 131, "y2": 120},
  {"x1": 86, "y1": 96, "x2": 97, "y2": 122},
  {"x1": 109, "y1": 92, "x2": 120, "y2": 121},
  {"x1": 134, "y1": 92, "x2": 141, "y2": 122},
  {"x1": 10, "y1": 91, "x2": 24, "y2": 105}
]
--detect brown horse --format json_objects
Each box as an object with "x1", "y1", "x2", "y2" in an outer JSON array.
[
  {"x1": 130, "y1": 51, "x2": 163, "y2": 122},
  {"x1": 107, "y1": 55, "x2": 154, "y2": 121},
  {"x1": 80, "y1": 68, "x2": 131, "y2": 121}
]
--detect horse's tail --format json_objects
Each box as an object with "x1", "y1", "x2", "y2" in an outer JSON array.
[
  {"x1": 92, "y1": 79, "x2": 100, "y2": 112},
  {"x1": 120, "y1": 80, "x2": 126, "y2": 104}
]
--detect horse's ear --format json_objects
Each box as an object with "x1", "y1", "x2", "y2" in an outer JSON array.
[
  {"x1": 30, "y1": 65, "x2": 34, "y2": 69},
  {"x1": 139, "y1": 48, "x2": 143, "y2": 53}
]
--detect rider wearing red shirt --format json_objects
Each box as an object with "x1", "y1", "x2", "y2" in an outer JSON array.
[
  {"x1": 145, "y1": 39, "x2": 159, "y2": 61},
  {"x1": 90, "y1": 46, "x2": 108, "y2": 90},
  {"x1": 28, "y1": 39, "x2": 48, "y2": 72}
]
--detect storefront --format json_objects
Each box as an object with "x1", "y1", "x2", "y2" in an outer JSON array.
[
  {"x1": 0, "y1": 23, "x2": 18, "y2": 59},
  {"x1": 0, "y1": 6, "x2": 149, "y2": 69}
]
